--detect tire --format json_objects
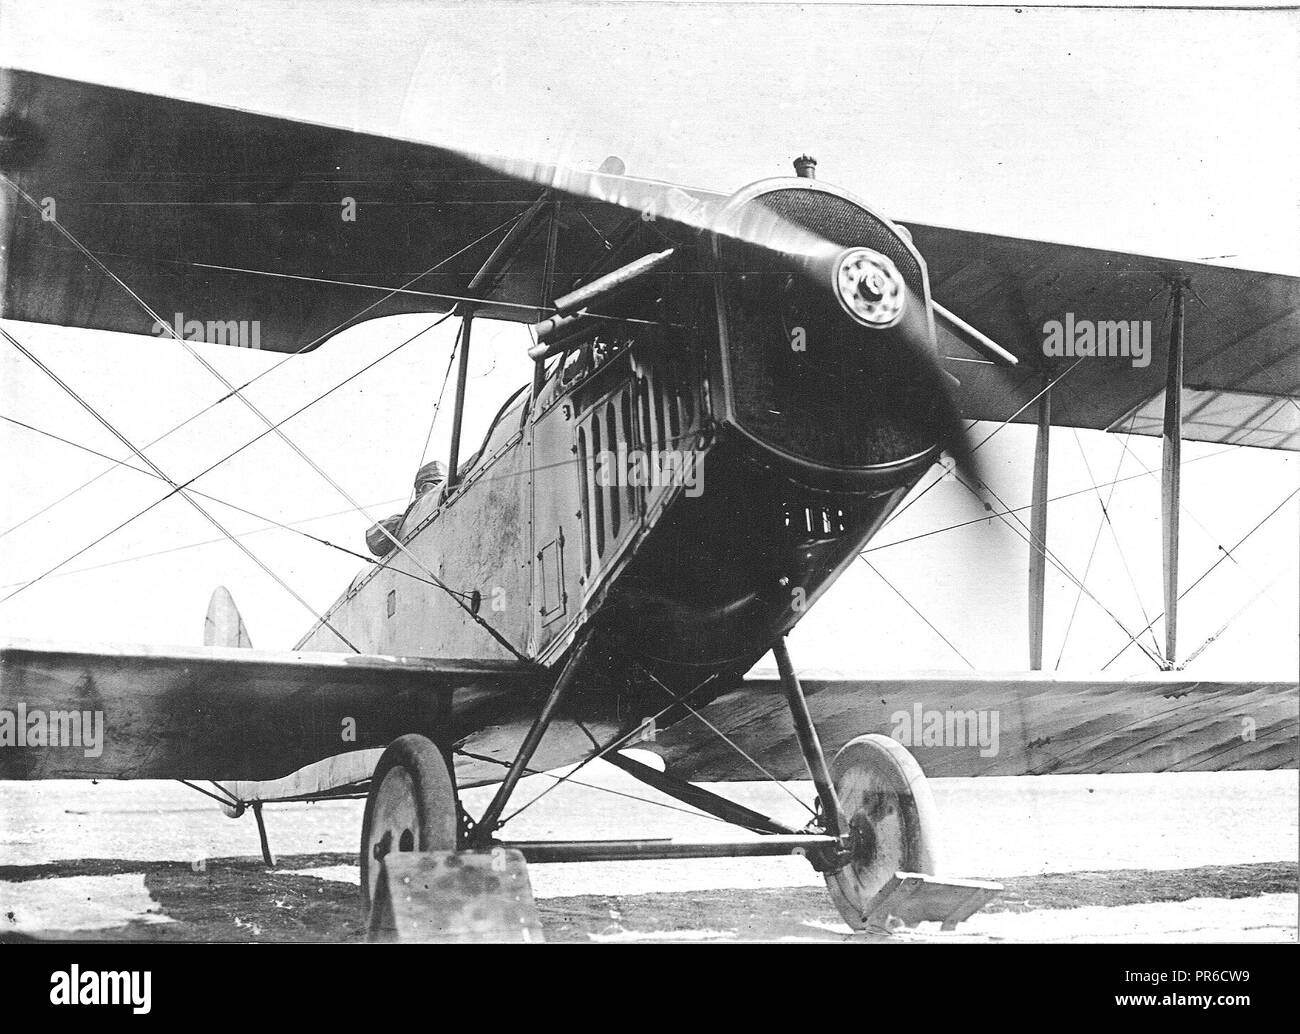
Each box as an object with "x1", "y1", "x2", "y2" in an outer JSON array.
[
  {"x1": 359, "y1": 734, "x2": 457, "y2": 913},
  {"x1": 823, "y1": 733, "x2": 941, "y2": 930}
]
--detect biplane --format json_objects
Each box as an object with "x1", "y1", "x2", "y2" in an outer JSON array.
[{"x1": 0, "y1": 67, "x2": 1296, "y2": 939}]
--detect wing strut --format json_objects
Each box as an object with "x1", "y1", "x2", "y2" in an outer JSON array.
[
  {"x1": 1161, "y1": 277, "x2": 1189, "y2": 668},
  {"x1": 446, "y1": 314, "x2": 474, "y2": 485},
  {"x1": 1028, "y1": 374, "x2": 1052, "y2": 670}
]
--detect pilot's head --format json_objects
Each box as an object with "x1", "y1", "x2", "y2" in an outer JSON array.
[{"x1": 414, "y1": 459, "x2": 448, "y2": 497}]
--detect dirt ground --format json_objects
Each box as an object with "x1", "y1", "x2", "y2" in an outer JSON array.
[
  {"x1": 2, "y1": 856, "x2": 1295, "y2": 943},
  {"x1": 2, "y1": 768, "x2": 1297, "y2": 942}
]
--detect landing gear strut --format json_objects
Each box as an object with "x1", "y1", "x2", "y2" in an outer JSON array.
[
  {"x1": 357, "y1": 637, "x2": 997, "y2": 939},
  {"x1": 775, "y1": 637, "x2": 943, "y2": 926}
]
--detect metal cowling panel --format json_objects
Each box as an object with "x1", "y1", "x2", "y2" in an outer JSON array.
[{"x1": 716, "y1": 187, "x2": 937, "y2": 471}]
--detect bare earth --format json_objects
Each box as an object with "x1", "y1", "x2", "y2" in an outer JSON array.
[{"x1": 2, "y1": 768, "x2": 1296, "y2": 942}]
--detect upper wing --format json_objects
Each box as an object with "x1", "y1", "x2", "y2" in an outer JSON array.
[
  {"x1": 652, "y1": 671, "x2": 1298, "y2": 778},
  {"x1": 0, "y1": 638, "x2": 539, "y2": 780},
  {"x1": 0, "y1": 68, "x2": 716, "y2": 352},
  {"x1": 909, "y1": 223, "x2": 1300, "y2": 451},
  {"x1": 5, "y1": 70, "x2": 1294, "y2": 447}
]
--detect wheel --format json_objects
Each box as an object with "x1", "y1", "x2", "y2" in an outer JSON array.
[
  {"x1": 823, "y1": 733, "x2": 940, "y2": 930},
  {"x1": 360, "y1": 734, "x2": 457, "y2": 912}
]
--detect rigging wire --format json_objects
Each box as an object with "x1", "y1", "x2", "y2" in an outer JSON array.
[
  {"x1": 0, "y1": 312, "x2": 457, "y2": 602},
  {"x1": 1070, "y1": 424, "x2": 1166, "y2": 661},
  {"x1": 1054, "y1": 414, "x2": 1139, "y2": 668},
  {"x1": 8, "y1": 166, "x2": 1291, "y2": 673},
  {"x1": 495, "y1": 671, "x2": 725, "y2": 827},
  {"x1": 0, "y1": 410, "x2": 483, "y2": 608},
  {"x1": 0, "y1": 407, "x2": 476, "y2": 605},
  {"x1": 632, "y1": 663, "x2": 817, "y2": 817},
  {"x1": 1100, "y1": 486, "x2": 1299, "y2": 671},
  {"x1": 0, "y1": 171, "x2": 523, "y2": 543},
  {"x1": 455, "y1": 749, "x2": 782, "y2": 836},
  {"x1": 883, "y1": 357, "x2": 1087, "y2": 530},
  {"x1": 1041, "y1": 340, "x2": 1244, "y2": 573},
  {"x1": 179, "y1": 261, "x2": 673, "y2": 328},
  {"x1": 861, "y1": 446, "x2": 1237, "y2": 556},
  {"x1": 0, "y1": 413, "x2": 404, "y2": 582},
  {"x1": 868, "y1": 349, "x2": 1287, "y2": 671},
  {"x1": 1, "y1": 411, "x2": 700, "y2": 598},
  {"x1": 1180, "y1": 570, "x2": 1289, "y2": 668},
  {"x1": 923, "y1": 373, "x2": 1178, "y2": 669},
  {"x1": 0, "y1": 325, "x2": 363, "y2": 652},
  {"x1": 1107, "y1": 430, "x2": 1244, "y2": 561},
  {"x1": 950, "y1": 464, "x2": 1166, "y2": 668},
  {"x1": 8, "y1": 187, "x2": 533, "y2": 664},
  {"x1": 857, "y1": 556, "x2": 976, "y2": 670}
]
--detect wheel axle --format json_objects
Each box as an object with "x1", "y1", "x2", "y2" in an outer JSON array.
[{"x1": 499, "y1": 834, "x2": 838, "y2": 864}]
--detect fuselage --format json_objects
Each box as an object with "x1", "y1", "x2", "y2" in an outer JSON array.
[{"x1": 297, "y1": 176, "x2": 945, "y2": 710}]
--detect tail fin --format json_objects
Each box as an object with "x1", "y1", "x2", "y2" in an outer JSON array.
[{"x1": 204, "y1": 586, "x2": 253, "y2": 648}]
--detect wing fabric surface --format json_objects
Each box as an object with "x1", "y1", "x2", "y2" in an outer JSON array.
[
  {"x1": 909, "y1": 223, "x2": 1300, "y2": 451},
  {"x1": 654, "y1": 672, "x2": 1297, "y2": 778},
  {"x1": 0, "y1": 639, "x2": 537, "y2": 780},
  {"x1": 2, "y1": 68, "x2": 1294, "y2": 450},
  {"x1": 0, "y1": 68, "x2": 713, "y2": 351}
]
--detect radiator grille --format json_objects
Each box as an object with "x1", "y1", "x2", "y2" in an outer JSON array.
[
  {"x1": 755, "y1": 189, "x2": 925, "y2": 301},
  {"x1": 718, "y1": 186, "x2": 936, "y2": 469}
]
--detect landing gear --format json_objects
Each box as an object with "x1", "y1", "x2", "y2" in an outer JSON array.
[
  {"x1": 356, "y1": 637, "x2": 995, "y2": 940},
  {"x1": 359, "y1": 734, "x2": 457, "y2": 912},
  {"x1": 823, "y1": 733, "x2": 940, "y2": 930},
  {"x1": 771, "y1": 636, "x2": 994, "y2": 932}
]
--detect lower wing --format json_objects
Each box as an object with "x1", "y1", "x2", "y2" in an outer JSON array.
[
  {"x1": 0, "y1": 639, "x2": 539, "y2": 782},
  {"x1": 653, "y1": 671, "x2": 1297, "y2": 779}
]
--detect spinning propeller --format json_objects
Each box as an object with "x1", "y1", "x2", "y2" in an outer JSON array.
[{"x1": 479, "y1": 150, "x2": 1016, "y2": 485}]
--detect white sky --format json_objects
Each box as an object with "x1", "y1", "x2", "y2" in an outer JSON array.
[{"x1": 0, "y1": 1, "x2": 1296, "y2": 679}]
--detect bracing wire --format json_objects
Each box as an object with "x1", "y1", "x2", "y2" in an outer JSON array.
[
  {"x1": 0, "y1": 170, "x2": 524, "y2": 544},
  {"x1": 0, "y1": 325, "x2": 363, "y2": 652},
  {"x1": 5, "y1": 185, "x2": 534, "y2": 663}
]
